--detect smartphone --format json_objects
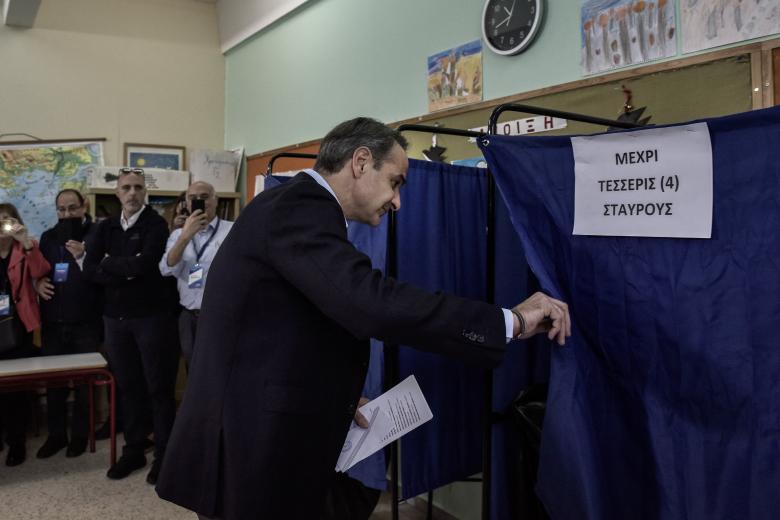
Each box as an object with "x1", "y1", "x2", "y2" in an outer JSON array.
[
  {"x1": 191, "y1": 199, "x2": 206, "y2": 214},
  {"x1": 56, "y1": 217, "x2": 84, "y2": 244}
]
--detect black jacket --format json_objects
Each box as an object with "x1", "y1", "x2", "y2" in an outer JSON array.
[
  {"x1": 83, "y1": 206, "x2": 169, "y2": 319},
  {"x1": 39, "y1": 216, "x2": 102, "y2": 324},
  {"x1": 156, "y1": 173, "x2": 506, "y2": 519}
]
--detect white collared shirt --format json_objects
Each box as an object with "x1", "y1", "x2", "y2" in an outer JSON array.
[
  {"x1": 159, "y1": 216, "x2": 234, "y2": 310},
  {"x1": 120, "y1": 206, "x2": 146, "y2": 231}
]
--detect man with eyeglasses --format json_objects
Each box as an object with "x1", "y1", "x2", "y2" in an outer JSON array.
[
  {"x1": 34, "y1": 189, "x2": 103, "y2": 459},
  {"x1": 159, "y1": 181, "x2": 233, "y2": 368},
  {"x1": 83, "y1": 168, "x2": 178, "y2": 484}
]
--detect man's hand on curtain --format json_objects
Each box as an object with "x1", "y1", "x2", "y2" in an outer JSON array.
[{"x1": 512, "y1": 292, "x2": 571, "y2": 346}]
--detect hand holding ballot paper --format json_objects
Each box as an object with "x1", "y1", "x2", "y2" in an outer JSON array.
[{"x1": 336, "y1": 375, "x2": 432, "y2": 472}]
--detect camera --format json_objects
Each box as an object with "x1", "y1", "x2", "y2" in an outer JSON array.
[
  {"x1": 0, "y1": 218, "x2": 14, "y2": 234},
  {"x1": 191, "y1": 199, "x2": 206, "y2": 214}
]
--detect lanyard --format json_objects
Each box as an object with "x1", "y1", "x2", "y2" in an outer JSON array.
[{"x1": 191, "y1": 218, "x2": 220, "y2": 264}]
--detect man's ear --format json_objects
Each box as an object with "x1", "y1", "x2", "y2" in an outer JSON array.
[{"x1": 351, "y1": 147, "x2": 372, "y2": 178}]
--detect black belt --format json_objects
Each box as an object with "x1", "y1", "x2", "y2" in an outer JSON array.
[{"x1": 184, "y1": 308, "x2": 200, "y2": 318}]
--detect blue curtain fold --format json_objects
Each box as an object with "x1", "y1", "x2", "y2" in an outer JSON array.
[
  {"x1": 479, "y1": 107, "x2": 780, "y2": 520},
  {"x1": 395, "y1": 159, "x2": 489, "y2": 498}
]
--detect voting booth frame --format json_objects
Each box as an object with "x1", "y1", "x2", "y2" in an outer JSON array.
[{"x1": 263, "y1": 106, "x2": 639, "y2": 520}]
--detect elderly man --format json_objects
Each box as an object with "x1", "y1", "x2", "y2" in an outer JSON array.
[
  {"x1": 157, "y1": 118, "x2": 570, "y2": 520},
  {"x1": 84, "y1": 168, "x2": 177, "y2": 484},
  {"x1": 160, "y1": 181, "x2": 233, "y2": 367},
  {"x1": 35, "y1": 189, "x2": 102, "y2": 459}
]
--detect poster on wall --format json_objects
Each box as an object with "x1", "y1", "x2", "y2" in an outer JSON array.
[
  {"x1": 681, "y1": 0, "x2": 780, "y2": 54},
  {"x1": 188, "y1": 147, "x2": 244, "y2": 193},
  {"x1": 580, "y1": 0, "x2": 677, "y2": 75},
  {"x1": 427, "y1": 39, "x2": 483, "y2": 113},
  {"x1": 0, "y1": 141, "x2": 104, "y2": 239}
]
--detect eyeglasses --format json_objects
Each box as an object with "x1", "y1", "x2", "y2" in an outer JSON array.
[
  {"x1": 56, "y1": 204, "x2": 83, "y2": 213},
  {"x1": 118, "y1": 167, "x2": 145, "y2": 176}
]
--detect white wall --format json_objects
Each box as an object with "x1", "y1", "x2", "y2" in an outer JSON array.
[{"x1": 0, "y1": 0, "x2": 224, "y2": 166}]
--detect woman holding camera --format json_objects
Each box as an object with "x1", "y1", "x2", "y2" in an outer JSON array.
[{"x1": 0, "y1": 203, "x2": 51, "y2": 466}]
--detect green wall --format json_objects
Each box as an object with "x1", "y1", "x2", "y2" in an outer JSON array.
[{"x1": 225, "y1": 0, "x2": 582, "y2": 154}]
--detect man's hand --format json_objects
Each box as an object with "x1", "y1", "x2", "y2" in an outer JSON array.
[
  {"x1": 36, "y1": 277, "x2": 55, "y2": 301},
  {"x1": 512, "y1": 292, "x2": 571, "y2": 346},
  {"x1": 65, "y1": 240, "x2": 85, "y2": 260},
  {"x1": 181, "y1": 210, "x2": 209, "y2": 239},
  {"x1": 354, "y1": 397, "x2": 371, "y2": 428}
]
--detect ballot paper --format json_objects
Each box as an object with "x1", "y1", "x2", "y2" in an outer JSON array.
[{"x1": 336, "y1": 375, "x2": 433, "y2": 473}]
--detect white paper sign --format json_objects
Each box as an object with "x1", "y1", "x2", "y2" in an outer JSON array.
[
  {"x1": 469, "y1": 116, "x2": 567, "y2": 141},
  {"x1": 572, "y1": 123, "x2": 713, "y2": 238}
]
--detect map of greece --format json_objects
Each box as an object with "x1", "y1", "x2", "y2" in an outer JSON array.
[{"x1": 0, "y1": 141, "x2": 103, "y2": 239}]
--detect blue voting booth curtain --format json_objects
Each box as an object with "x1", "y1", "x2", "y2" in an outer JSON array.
[
  {"x1": 395, "y1": 159, "x2": 489, "y2": 499},
  {"x1": 265, "y1": 174, "x2": 389, "y2": 491},
  {"x1": 491, "y1": 191, "x2": 552, "y2": 520},
  {"x1": 479, "y1": 107, "x2": 780, "y2": 520}
]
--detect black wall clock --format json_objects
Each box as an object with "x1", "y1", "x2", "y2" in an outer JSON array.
[{"x1": 481, "y1": 0, "x2": 544, "y2": 56}]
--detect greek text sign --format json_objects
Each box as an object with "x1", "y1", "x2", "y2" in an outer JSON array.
[{"x1": 572, "y1": 123, "x2": 712, "y2": 238}]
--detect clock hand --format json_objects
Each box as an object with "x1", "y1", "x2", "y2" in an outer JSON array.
[{"x1": 496, "y1": 14, "x2": 511, "y2": 28}]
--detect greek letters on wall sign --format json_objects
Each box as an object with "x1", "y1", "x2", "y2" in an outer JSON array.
[{"x1": 572, "y1": 123, "x2": 713, "y2": 238}]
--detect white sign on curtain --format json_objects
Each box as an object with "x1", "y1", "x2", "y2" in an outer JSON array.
[{"x1": 572, "y1": 123, "x2": 713, "y2": 238}]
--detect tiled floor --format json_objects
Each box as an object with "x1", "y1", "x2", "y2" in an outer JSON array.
[{"x1": 0, "y1": 435, "x2": 455, "y2": 520}]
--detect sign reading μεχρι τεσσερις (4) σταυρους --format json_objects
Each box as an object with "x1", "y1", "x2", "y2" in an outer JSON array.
[{"x1": 572, "y1": 122, "x2": 712, "y2": 238}]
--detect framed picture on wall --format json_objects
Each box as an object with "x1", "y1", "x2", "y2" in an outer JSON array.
[{"x1": 124, "y1": 143, "x2": 186, "y2": 170}]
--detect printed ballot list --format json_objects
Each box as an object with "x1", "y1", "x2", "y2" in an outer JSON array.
[
  {"x1": 571, "y1": 122, "x2": 713, "y2": 238},
  {"x1": 336, "y1": 375, "x2": 432, "y2": 473}
]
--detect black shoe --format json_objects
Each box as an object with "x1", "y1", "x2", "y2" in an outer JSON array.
[
  {"x1": 146, "y1": 459, "x2": 162, "y2": 485},
  {"x1": 106, "y1": 454, "x2": 146, "y2": 479},
  {"x1": 6, "y1": 444, "x2": 26, "y2": 467},
  {"x1": 36, "y1": 436, "x2": 68, "y2": 459},
  {"x1": 66, "y1": 437, "x2": 88, "y2": 458}
]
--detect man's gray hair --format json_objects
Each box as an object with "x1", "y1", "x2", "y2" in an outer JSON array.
[{"x1": 314, "y1": 117, "x2": 408, "y2": 175}]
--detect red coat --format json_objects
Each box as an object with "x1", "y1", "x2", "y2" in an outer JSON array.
[{"x1": 6, "y1": 241, "x2": 50, "y2": 332}]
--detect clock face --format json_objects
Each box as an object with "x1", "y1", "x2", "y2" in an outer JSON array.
[{"x1": 482, "y1": 0, "x2": 544, "y2": 56}]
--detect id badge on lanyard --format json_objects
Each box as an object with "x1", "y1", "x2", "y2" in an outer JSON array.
[
  {"x1": 0, "y1": 293, "x2": 10, "y2": 316},
  {"x1": 189, "y1": 219, "x2": 219, "y2": 290},
  {"x1": 54, "y1": 262, "x2": 70, "y2": 283},
  {"x1": 188, "y1": 265, "x2": 204, "y2": 289}
]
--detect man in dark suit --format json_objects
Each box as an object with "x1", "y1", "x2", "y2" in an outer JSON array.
[{"x1": 156, "y1": 118, "x2": 570, "y2": 520}]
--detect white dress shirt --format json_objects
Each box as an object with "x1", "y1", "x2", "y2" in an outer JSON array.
[{"x1": 159, "y1": 216, "x2": 234, "y2": 310}]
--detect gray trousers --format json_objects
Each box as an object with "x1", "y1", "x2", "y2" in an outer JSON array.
[{"x1": 178, "y1": 309, "x2": 199, "y2": 368}]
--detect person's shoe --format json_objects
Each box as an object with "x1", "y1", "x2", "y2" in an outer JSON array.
[
  {"x1": 66, "y1": 437, "x2": 88, "y2": 458},
  {"x1": 5, "y1": 444, "x2": 26, "y2": 467},
  {"x1": 36, "y1": 436, "x2": 68, "y2": 459},
  {"x1": 146, "y1": 458, "x2": 162, "y2": 485},
  {"x1": 106, "y1": 454, "x2": 146, "y2": 479}
]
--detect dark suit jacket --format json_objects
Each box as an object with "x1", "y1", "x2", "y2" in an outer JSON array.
[{"x1": 156, "y1": 173, "x2": 506, "y2": 519}]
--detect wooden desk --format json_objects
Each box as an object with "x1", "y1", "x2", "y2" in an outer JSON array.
[{"x1": 0, "y1": 353, "x2": 116, "y2": 466}]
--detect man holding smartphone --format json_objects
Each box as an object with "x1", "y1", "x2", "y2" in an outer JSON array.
[
  {"x1": 35, "y1": 189, "x2": 102, "y2": 460},
  {"x1": 159, "y1": 181, "x2": 233, "y2": 367}
]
